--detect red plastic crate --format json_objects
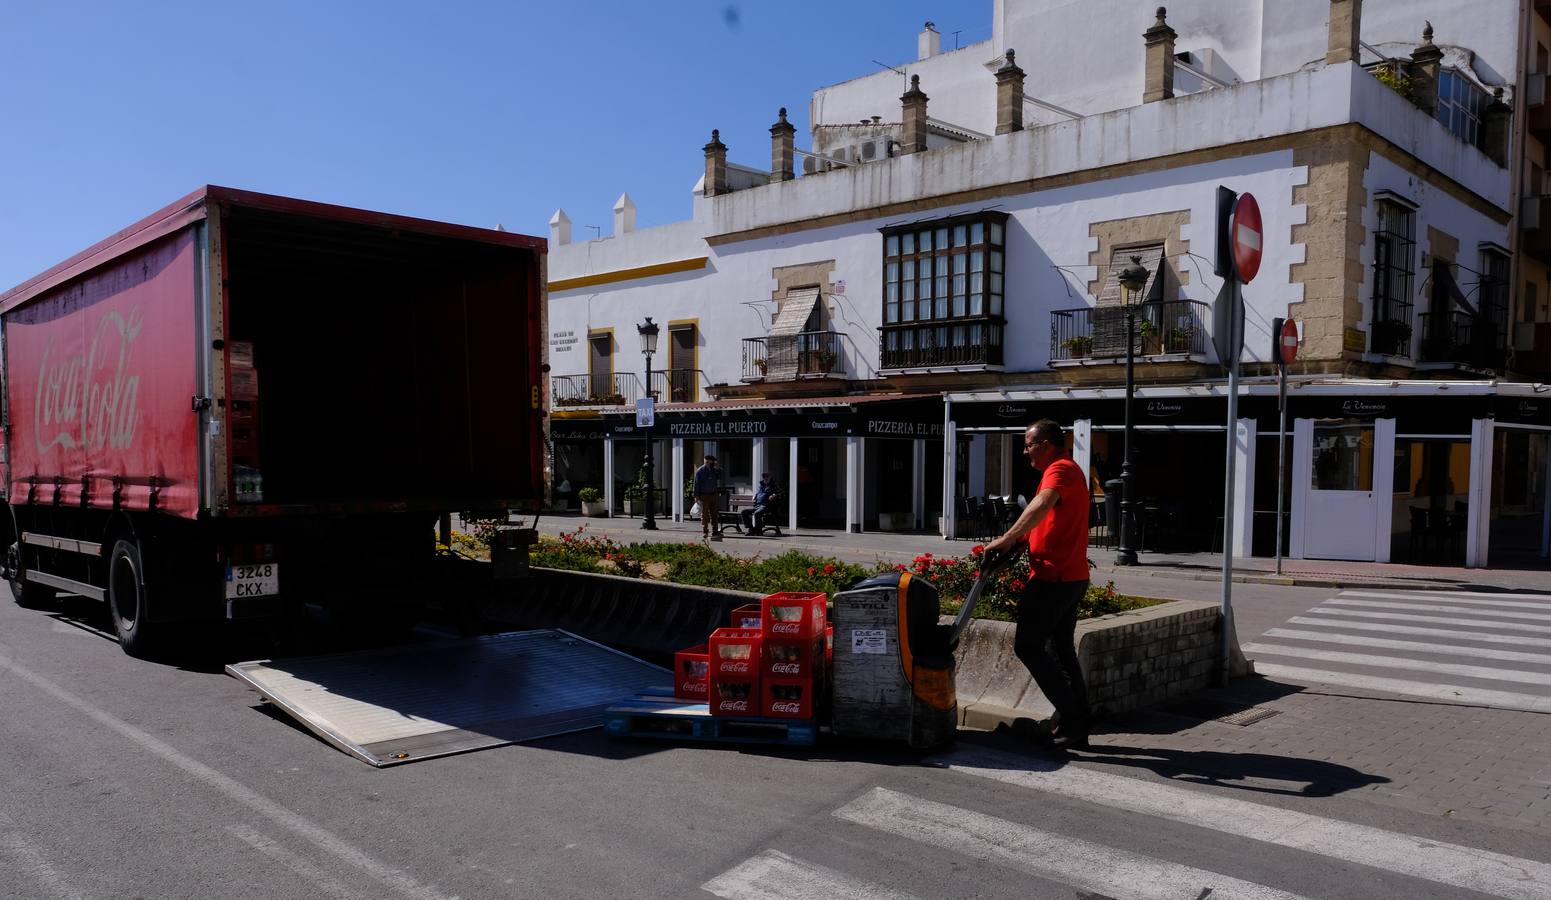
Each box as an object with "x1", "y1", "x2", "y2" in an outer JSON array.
[
  {"x1": 763, "y1": 635, "x2": 825, "y2": 679},
  {"x1": 708, "y1": 627, "x2": 762, "y2": 677},
  {"x1": 708, "y1": 670, "x2": 761, "y2": 716},
  {"x1": 761, "y1": 592, "x2": 827, "y2": 639},
  {"x1": 761, "y1": 675, "x2": 820, "y2": 719},
  {"x1": 674, "y1": 644, "x2": 709, "y2": 701},
  {"x1": 730, "y1": 604, "x2": 762, "y2": 629}
]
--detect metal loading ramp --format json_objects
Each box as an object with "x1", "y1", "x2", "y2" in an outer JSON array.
[{"x1": 226, "y1": 630, "x2": 669, "y2": 766}]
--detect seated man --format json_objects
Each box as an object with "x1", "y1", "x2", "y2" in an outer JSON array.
[{"x1": 742, "y1": 473, "x2": 779, "y2": 535}]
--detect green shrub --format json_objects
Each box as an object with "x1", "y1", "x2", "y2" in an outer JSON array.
[{"x1": 577, "y1": 486, "x2": 602, "y2": 503}]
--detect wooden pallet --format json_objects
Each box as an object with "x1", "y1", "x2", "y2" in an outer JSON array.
[{"x1": 603, "y1": 690, "x2": 818, "y2": 747}]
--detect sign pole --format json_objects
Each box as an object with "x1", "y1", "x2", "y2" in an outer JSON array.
[
  {"x1": 1219, "y1": 282, "x2": 1241, "y2": 687},
  {"x1": 1275, "y1": 358, "x2": 1288, "y2": 575}
]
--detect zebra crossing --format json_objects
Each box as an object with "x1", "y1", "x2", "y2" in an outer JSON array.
[
  {"x1": 700, "y1": 744, "x2": 1551, "y2": 900},
  {"x1": 1244, "y1": 589, "x2": 1551, "y2": 713}
]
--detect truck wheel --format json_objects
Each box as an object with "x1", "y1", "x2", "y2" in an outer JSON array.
[
  {"x1": 108, "y1": 539, "x2": 155, "y2": 657},
  {"x1": 7, "y1": 543, "x2": 56, "y2": 609}
]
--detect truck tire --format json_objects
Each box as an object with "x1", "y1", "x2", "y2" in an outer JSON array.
[
  {"x1": 7, "y1": 543, "x2": 56, "y2": 609},
  {"x1": 108, "y1": 539, "x2": 155, "y2": 657}
]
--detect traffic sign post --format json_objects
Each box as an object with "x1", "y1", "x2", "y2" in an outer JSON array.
[
  {"x1": 1214, "y1": 187, "x2": 1262, "y2": 686},
  {"x1": 636, "y1": 397, "x2": 656, "y2": 428},
  {"x1": 1271, "y1": 317, "x2": 1299, "y2": 576}
]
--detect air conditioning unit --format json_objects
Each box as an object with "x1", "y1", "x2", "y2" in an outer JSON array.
[
  {"x1": 861, "y1": 141, "x2": 878, "y2": 160},
  {"x1": 832, "y1": 147, "x2": 848, "y2": 164},
  {"x1": 803, "y1": 156, "x2": 818, "y2": 175}
]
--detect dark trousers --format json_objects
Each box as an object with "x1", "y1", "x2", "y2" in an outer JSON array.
[{"x1": 1014, "y1": 579, "x2": 1091, "y2": 728}]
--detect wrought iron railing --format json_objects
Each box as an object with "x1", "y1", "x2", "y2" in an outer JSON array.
[
  {"x1": 743, "y1": 331, "x2": 845, "y2": 381},
  {"x1": 551, "y1": 372, "x2": 641, "y2": 407},
  {"x1": 1419, "y1": 311, "x2": 1502, "y2": 370},
  {"x1": 1049, "y1": 300, "x2": 1208, "y2": 360},
  {"x1": 879, "y1": 321, "x2": 1004, "y2": 369},
  {"x1": 648, "y1": 368, "x2": 708, "y2": 403}
]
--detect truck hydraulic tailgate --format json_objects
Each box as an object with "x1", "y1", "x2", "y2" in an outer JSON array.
[{"x1": 225, "y1": 630, "x2": 668, "y2": 766}]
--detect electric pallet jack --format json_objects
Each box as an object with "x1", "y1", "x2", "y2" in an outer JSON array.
[{"x1": 829, "y1": 550, "x2": 1013, "y2": 750}]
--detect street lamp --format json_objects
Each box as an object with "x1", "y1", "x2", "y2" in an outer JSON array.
[
  {"x1": 1114, "y1": 255, "x2": 1149, "y2": 567},
  {"x1": 637, "y1": 317, "x2": 660, "y2": 530}
]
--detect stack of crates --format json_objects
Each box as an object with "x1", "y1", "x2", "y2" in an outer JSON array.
[
  {"x1": 757, "y1": 592, "x2": 828, "y2": 719},
  {"x1": 707, "y1": 628, "x2": 762, "y2": 716}
]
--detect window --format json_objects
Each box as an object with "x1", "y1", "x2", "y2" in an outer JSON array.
[
  {"x1": 1370, "y1": 200, "x2": 1415, "y2": 356},
  {"x1": 880, "y1": 211, "x2": 1007, "y2": 368},
  {"x1": 1480, "y1": 249, "x2": 1509, "y2": 354},
  {"x1": 1436, "y1": 68, "x2": 1488, "y2": 150},
  {"x1": 587, "y1": 331, "x2": 613, "y2": 400},
  {"x1": 1312, "y1": 424, "x2": 1374, "y2": 492},
  {"x1": 667, "y1": 323, "x2": 697, "y2": 402}
]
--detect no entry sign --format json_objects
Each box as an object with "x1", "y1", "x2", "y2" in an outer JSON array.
[
  {"x1": 1279, "y1": 317, "x2": 1299, "y2": 364},
  {"x1": 1231, "y1": 193, "x2": 1262, "y2": 283}
]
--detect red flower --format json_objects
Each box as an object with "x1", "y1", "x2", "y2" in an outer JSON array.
[
  {"x1": 971, "y1": 544, "x2": 985, "y2": 555},
  {"x1": 894, "y1": 564, "x2": 907, "y2": 571},
  {"x1": 823, "y1": 564, "x2": 835, "y2": 575},
  {"x1": 929, "y1": 574, "x2": 939, "y2": 581},
  {"x1": 973, "y1": 570, "x2": 980, "y2": 578},
  {"x1": 807, "y1": 567, "x2": 816, "y2": 575}
]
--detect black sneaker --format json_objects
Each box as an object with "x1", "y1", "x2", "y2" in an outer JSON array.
[{"x1": 1049, "y1": 725, "x2": 1089, "y2": 752}]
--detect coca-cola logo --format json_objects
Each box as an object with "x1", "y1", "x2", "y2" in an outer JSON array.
[
  {"x1": 771, "y1": 701, "x2": 802, "y2": 714},
  {"x1": 771, "y1": 662, "x2": 802, "y2": 675},
  {"x1": 770, "y1": 622, "x2": 801, "y2": 634},
  {"x1": 682, "y1": 680, "x2": 706, "y2": 693},
  {"x1": 34, "y1": 308, "x2": 144, "y2": 455},
  {"x1": 718, "y1": 660, "x2": 752, "y2": 674},
  {"x1": 717, "y1": 699, "x2": 750, "y2": 712}
]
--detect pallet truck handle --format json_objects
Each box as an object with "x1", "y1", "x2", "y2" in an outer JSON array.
[{"x1": 947, "y1": 548, "x2": 1017, "y2": 648}]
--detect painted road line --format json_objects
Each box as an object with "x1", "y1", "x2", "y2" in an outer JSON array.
[
  {"x1": 1263, "y1": 628, "x2": 1551, "y2": 665},
  {"x1": 226, "y1": 825, "x2": 373, "y2": 900},
  {"x1": 0, "y1": 810, "x2": 85, "y2": 900},
  {"x1": 0, "y1": 653, "x2": 456, "y2": 900},
  {"x1": 938, "y1": 746, "x2": 1551, "y2": 900},
  {"x1": 1304, "y1": 606, "x2": 1551, "y2": 635},
  {"x1": 1253, "y1": 662, "x2": 1551, "y2": 714},
  {"x1": 1342, "y1": 591, "x2": 1551, "y2": 610},
  {"x1": 835, "y1": 787, "x2": 1312, "y2": 900},
  {"x1": 1327, "y1": 598, "x2": 1551, "y2": 622},
  {"x1": 1355, "y1": 589, "x2": 1551, "y2": 602},
  {"x1": 1243, "y1": 643, "x2": 1551, "y2": 686},
  {"x1": 1290, "y1": 611, "x2": 1551, "y2": 645},
  {"x1": 702, "y1": 849, "x2": 925, "y2": 900}
]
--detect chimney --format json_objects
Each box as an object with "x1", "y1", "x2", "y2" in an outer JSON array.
[
  {"x1": 769, "y1": 107, "x2": 796, "y2": 183},
  {"x1": 1409, "y1": 21, "x2": 1444, "y2": 114},
  {"x1": 995, "y1": 49, "x2": 1026, "y2": 134},
  {"x1": 918, "y1": 21, "x2": 940, "y2": 60},
  {"x1": 549, "y1": 208, "x2": 571, "y2": 246},
  {"x1": 900, "y1": 75, "x2": 929, "y2": 154},
  {"x1": 1143, "y1": 7, "x2": 1177, "y2": 103},
  {"x1": 703, "y1": 129, "x2": 728, "y2": 197},
  {"x1": 612, "y1": 193, "x2": 636, "y2": 235},
  {"x1": 1484, "y1": 87, "x2": 1513, "y2": 167},
  {"x1": 1327, "y1": 0, "x2": 1362, "y2": 66}
]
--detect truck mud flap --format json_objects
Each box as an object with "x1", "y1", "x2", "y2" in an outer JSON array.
[{"x1": 225, "y1": 629, "x2": 669, "y2": 766}]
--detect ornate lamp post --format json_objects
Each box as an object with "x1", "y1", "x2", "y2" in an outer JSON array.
[
  {"x1": 637, "y1": 317, "x2": 660, "y2": 530},
  {"x1": 1114, "y1": 255, "x2": 1149, "y2": 566}
]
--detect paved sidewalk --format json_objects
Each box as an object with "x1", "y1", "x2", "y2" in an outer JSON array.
[{"x1": 528, "y1": 511, "x2": 1549, "y2": 593}]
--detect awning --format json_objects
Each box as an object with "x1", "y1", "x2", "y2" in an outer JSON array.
[
  {"x1": 1093, "y1": 247, "x2": 1165, "y2": 356},
  {"x1": 1436, "y1": 264, "x2": 1479, "y2": 317},
  {"x1": 550, "y1": 393, "x2": 944, "y2": 440},
  {"x1": 767, "y1": 287, "x2": 822, "y2": 381}
]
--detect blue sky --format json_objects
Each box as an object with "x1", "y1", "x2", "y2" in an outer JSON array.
[{"x1": 0, "y1": 1, "x2": 989, "y2": 290}]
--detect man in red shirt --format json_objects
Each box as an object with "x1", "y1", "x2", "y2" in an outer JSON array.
[{"x1": 986, "y1": 418, "x2": 1092, "y2": 750}]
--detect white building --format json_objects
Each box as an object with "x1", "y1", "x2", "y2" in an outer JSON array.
[{"x1": 546, "y1": 0, "x2": 1550, "y2": 568}]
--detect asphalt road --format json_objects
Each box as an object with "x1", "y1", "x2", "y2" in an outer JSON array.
[{"x1": 4, "y1": 587, "x2": 1551, "y2": 900}]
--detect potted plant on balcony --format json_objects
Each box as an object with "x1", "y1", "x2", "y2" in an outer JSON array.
[
  {"x1": 578, "y1": 487, "x2": 606, "y2": 517},
  {"x1": 1137, "y1": 319, "x2": 1161, "y2": 355},
  {"x1": 1372, "y1": 318, "x2": 1412, "y2": 356},
  {"x1": 753, "y1": 358, "x2": 768, "y2": 378},
  {"x1": 1060, "y1": 335, "x2": 1093, "y2": 359},
  {"x1": 1165, "y1": 322, "x2": 1198, "y2": 354},
  {"x1": 816, "y1": 349, "x2": 838, "y2": 374}
]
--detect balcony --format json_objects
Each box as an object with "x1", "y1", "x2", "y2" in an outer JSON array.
[
  {"x1": 1419, "y1": 311, "x2": 1502, "y2": 370},
  {"x1": 879, "y1": 321, "x2": 1004, "y2": 370},
  {"x1": 551, "y1": 372, "x2": 641, "y2": 408},
  {"x1": 742, "y1": 331, "x2": 845, "y2": 381},
  {"x1": 648, "y1": 368, "x2": 710, "y2": 403},
  {"x1": 1050, "y1": 300, "x2": 1208, "y2": 361}
]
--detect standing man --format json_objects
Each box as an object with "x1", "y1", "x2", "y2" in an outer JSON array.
[
  {"x1": 985, "y1": 419, "x2": 1092, "y2": 750},
  {"x1": 693, "y1": 454, "x2": 724, "y2": 541}
]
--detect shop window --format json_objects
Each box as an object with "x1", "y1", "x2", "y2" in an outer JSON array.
[
  {"x1": 1369, "y1": 200, "x2": 1415, "y2": 356},
  {"x1": 1312, "y1": 424, "x2": 1374, "y2": 492},
  {"x1": 880, "y1": 211, "x2": 1007, "y2": 369},
  {"x1": 1436, "y1": 69, "x2": 1488, "y2": 151}
]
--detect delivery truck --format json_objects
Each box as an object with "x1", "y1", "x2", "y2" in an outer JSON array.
[{"x1": 0, "y1": 186, "x2": 547, "y2": 655}]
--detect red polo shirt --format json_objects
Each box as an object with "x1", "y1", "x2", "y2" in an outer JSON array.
[{"x1": 1027, "y1": 457, "x2": 1090, "y2": 582}]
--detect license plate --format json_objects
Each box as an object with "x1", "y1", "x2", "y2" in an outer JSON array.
[{"x1": 226, "y1": 563, "x2": 279, "y2": 599}]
